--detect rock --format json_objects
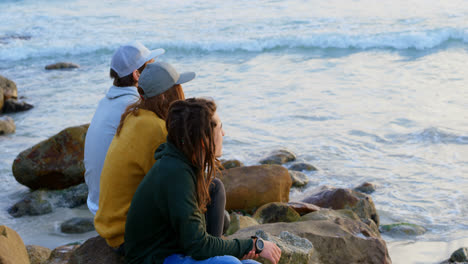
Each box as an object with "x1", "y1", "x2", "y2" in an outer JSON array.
[
  {"x1": 45, "y1": 62, "x2": 80, "y2": 70},
  {"x1": 354, "y1": 182, "x2": 377, "y2": 194},
  {"x1": 61, "y1": 217, "x2": 95, "y2": 234},
  {"x1": 68, "y1": 236, "x2": 125, "y2": 264},
  {"x1": 221, "y1": 159, "x2": 244, "y2": 170},
  {"x1": 51, "y1": 183, "x2": 88, "y2": 208},
  {"x1": 0, "y1": 75, "x2": 18, "y2": 100},
  {"x1": 289, "y1": 162, "x2": 317, "y2": 172},
  {"x1": 43, "y1": 244, "x2": 80, "y2": 264},
  {"x1": 245, "y1": 229, "x2": 318, "y2": 264},
  {"x1": 8, "y1": 191, "x2": 53, "y2": 217},
  {"x1": 8, "y1": 183, "x2": 88, "y2": 218},
  {"x1": 301, "y1": 186, "x2": 380, "y2": 226},
  {"x1": 218, "y1": 165, "x2": 292, "y2": 213},
  {"x1": 259, "y1": 149, "x2": 296, "y2": 165},
  {"x1": 0, "y1": 116, "x2": 15, "y2": 135},
  {"x1": 230, "y1": 218, "x2": 391, "y2": 264},
  {"x1": 379, "y1": 223, "x2": 427, "y2": 236},
  {"x1": 26, "y1": 245, "x2": 52, "y2": 264},
  {"x1": 253, "y1": 202, "x2": 300, "y2": 224},
  {"x1": 2, "y1": 99, "x2": 33, "y2": 113},
  {"x1": 0, "y1": 225, "x2": 30, "y2": 264},
  {"x1": 450, "y1": 247, "x2": 468, "y2": 262},
  {"x1": 12, "y1": 124, "x2": 89, "y2": 190},
  {"x1": 287, "y1": 202, "x2": 320, "y2": 216},
  {"x1": 289, "y1": 170, "x2": 309, "y2": 188},
  {"x1": 300, "y1": 208, "x2": 360, "y2": 222},
  {"x1": 0, "y1": 86, "x2": 3, "y2": 110},
  {"x1": 225, "y1": 212, "x2": 259, "y2": 236},
  {"x1": 299, "y1": 209, "x2": 380, "y2": 235}
]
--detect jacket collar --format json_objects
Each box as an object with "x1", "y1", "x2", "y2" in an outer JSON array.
[{"x1": 105, "y1": 85, "x2": 139, "y2": 100}]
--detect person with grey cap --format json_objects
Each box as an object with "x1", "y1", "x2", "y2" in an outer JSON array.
[
  {"x1": 95, "y1": 62, "x2": 229, "y2": 255},
  {"x1": 84, "y1": 41, "x2": 165, "y2": 217}
]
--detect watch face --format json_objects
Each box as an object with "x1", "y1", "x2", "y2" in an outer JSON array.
[{"x1": 257, "y1": 238, "x2": 264, "y2": 250}]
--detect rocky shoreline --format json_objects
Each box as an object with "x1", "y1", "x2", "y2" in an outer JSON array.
[{"x1": 1, "y1": 72, "x2": 466, "y2": 263}]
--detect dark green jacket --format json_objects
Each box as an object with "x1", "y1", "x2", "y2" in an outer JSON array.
[{"x1": 125, "y1": 142, "x2": 253, "y2": 264}]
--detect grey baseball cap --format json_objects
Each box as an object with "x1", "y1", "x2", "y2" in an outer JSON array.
[
  {"x1": 111, "y1": 41, "x2": 165, "y2": 78},
  {"x1": 138, "y1": 62, "x2": 196, "y2": 99}
]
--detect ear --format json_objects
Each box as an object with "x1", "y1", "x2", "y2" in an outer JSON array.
[{"x1": 132, "y1": 70, "x2": 141, "y2": 81}]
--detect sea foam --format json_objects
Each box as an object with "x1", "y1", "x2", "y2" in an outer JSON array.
[{"x1": 0, "y1": 28, "x2": 467, "y2": 61}]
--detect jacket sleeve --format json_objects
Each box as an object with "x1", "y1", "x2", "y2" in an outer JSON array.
[{"x1": 164, "y1": 167, "x2": 253, "y2": 260}]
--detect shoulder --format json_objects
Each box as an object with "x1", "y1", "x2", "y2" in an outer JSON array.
[
  {"x1": 123, "y1": 110, "x2": 166, "y2": 135},
  {"x1": 155, "y1": 155, "x2": 195, "y2": 184}
]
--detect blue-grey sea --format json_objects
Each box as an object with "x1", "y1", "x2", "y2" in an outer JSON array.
[{"x1": 0, "y1": 0, "x2": 467, "y2": 263}]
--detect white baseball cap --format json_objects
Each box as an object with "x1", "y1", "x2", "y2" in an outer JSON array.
[{"x1": 110, "y1": 41, "x2": 165, "y2": 78}]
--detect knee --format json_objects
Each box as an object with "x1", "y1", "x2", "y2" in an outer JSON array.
[{"x1": 210, "y1": 178, "x2": 226, "y2": 200}]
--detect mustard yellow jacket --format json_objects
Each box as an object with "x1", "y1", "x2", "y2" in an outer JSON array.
[{"x1": 94, "y1": 109, "x2": 166, "y2": 248}]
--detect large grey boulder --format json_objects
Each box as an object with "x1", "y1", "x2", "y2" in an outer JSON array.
[
  {"x1": 232, "y1": 229, "x2": 318, "y2": 264},
  {"x1": 230, "y1": 218, "x2": 391, "y2": 264}
]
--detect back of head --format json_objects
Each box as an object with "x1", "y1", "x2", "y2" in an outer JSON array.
[
  {"x1": 110, "y1": 41, "x2": 165, "y2": 87},
  {"x1": 166, "y1": 98, "x2": 218, "y2": 212}
]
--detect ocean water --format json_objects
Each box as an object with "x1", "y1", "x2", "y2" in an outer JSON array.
[{"x1": 0, "y1": 0, "x2": 467, "y2": 263}]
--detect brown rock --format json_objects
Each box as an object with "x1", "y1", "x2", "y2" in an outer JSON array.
[
  {"x1": 68, "y1": 236, "x2": 124, "y2": 264},
  {"x1": 12, "y1": 124, "x2": 89, "y2": 190},
  {"x1": 289, "y1": 162, "x2": 317, "y2": 172},
  {"x1": 253, "y1": 202, "x2": 300, "y2": 224},
  {"x1": 301, "y1": 186, "x2": 380, "y2": 226},
  {"x1": 26, "y1": 245, "x2": 52, "y2": 264},
  {"x1": 45, "y1": 62, "x2": 80, "y2": 70},
  {"x1": 220, "y1": 159, "x2": 244, "y2": 170},
  {"x1": 230, "y1": 218, "x2": 391, "y2": 264},
  {"x1": 218, "y1": 165, "x2": 292, "y2": 213},
  {"x1": 0, "y1": 87, "x2": 3, "y2": 110},
  {"x1": 259, "y1": 149, "x2": 296, "y2": 165},
  {"x1": 0, "y1": 116, "x2": 15, "y2": 135},
  {"x1": 43, "y1": 244, "x2": 79, "y2": 264},
  {"x1": 0, "y1": 225, "x2": 30, "y2": 264},
  {"x1": 287, "y1": 201, "x2": 321, "y2": 216},
  {"x1": 0, "y1": 75, "x2": 18, "y2": 100},
  {"x1": 354, "y1": 182, "x2": 377, "y2": 194}
]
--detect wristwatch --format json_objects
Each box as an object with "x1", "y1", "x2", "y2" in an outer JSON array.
[{"x1": 251, "y1": 236, "x2": 264, "y2": 254}]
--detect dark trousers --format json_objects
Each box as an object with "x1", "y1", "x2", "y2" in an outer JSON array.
[{"x1": 205, "y1": 178, "x2": 227, "y2": 237}]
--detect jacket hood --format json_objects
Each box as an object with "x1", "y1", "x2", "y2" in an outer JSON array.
[{"x1": 105, "y1": 85, "x2": 140, "y2": 100}]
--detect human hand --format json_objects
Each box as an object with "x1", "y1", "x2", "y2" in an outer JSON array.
[
  {"x1": 259, "y1": 240, "x2": 281, "y2": 264},
  {"x1": 241, "y1": 249, "x2": 258, "y2": 260}
]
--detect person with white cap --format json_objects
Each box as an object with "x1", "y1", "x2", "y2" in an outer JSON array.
[
  {"x1": 84, "y1": 41, "x2": 165, "y2": 217},
  {"x1": 95, "y1": 62, "x2": 227, "y2": 255}
]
